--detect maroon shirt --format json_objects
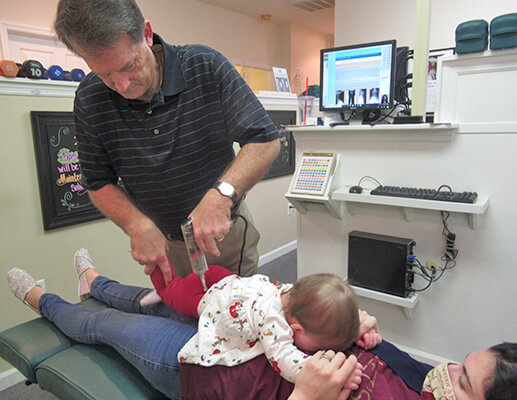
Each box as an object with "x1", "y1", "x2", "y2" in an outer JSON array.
[{"x1": 180, "y1": 346, "x2": 423, "y2": 400}]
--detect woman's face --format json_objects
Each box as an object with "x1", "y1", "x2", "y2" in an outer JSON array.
[{"x1": 447, "y1": 349, "x2": 495, "y2": 400}]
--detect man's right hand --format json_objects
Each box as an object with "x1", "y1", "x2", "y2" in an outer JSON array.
[
  {"x1": 88, "y1": 185, "x2": 172, "y2": 284},
  {"x1": 129, "y1": 218, "x2": 172, "y2": 284}
]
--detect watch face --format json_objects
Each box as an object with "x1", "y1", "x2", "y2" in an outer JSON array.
[{"x1": 216, "y1": 181, "x2": 237, "y2": 202}]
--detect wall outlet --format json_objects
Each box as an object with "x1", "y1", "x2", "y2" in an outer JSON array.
[
  {"x1": 425, "y1": 260, "x2": 439, "y2": 272},
  {"x1": 36, "y1": 279, "x2": 46, "y2": 291},
  {"x1": 287, "y1": 202, "x2": 294, "y2": 216}
]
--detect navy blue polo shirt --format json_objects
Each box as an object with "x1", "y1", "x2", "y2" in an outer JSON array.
[{"x1": 74, "y1": 34, "x2": 279, "y2": 238}]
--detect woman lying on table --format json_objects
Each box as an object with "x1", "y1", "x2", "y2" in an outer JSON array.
[{"x1": 7, "y1": 249, "x2": 517, "y2": 400}]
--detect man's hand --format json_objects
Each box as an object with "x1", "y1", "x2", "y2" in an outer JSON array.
[
  {"x1": 289, "y1": 351, "x2": 361, "y2": 400},
  {"x1": 355, "y1": 310, "x2": 382, "y2": 349},
  {"x1": 128, "y1": 218, "x2": 172, "y2": 284},
  {"x1": 188, "y1": 139, "x2": 280, "y2": 258},
  {"x1": 188, "y1": 188, "x2": 233, "y2": 257},
  {"x1": 88, "y1": 185, "x2": 172, "y2": 283}
]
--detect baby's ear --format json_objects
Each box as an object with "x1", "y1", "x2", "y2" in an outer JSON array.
[{"x1": 287, "y1": 315, "x2": 305, "y2": 335}]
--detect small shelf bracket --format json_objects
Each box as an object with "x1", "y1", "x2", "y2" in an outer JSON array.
[{"x1": 351, "y1": 285, "x2": 420, "y2": 320}]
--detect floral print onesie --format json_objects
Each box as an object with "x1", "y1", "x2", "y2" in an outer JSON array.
[{"x1": 177, "y1": 274, "x2": 310, "y2": 383}]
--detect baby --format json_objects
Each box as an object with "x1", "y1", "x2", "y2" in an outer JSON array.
[{"x1": 149, "y1": 263, "x2": 362, "y2": 384}]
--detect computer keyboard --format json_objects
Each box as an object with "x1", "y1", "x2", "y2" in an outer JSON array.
[{"x1": 370, "y1": 186, "x2": 478, "y2": 203}]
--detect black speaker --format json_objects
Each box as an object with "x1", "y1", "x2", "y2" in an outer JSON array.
[
  {"x1": 394, "y1": 46, "x2": 410, "y2": 104},
  {"x1": 262, "y1": 110, "x2": 296, "y2": 180},
  {"x1": 348, "y1": 231, "x2": 415, "y2": 297}
]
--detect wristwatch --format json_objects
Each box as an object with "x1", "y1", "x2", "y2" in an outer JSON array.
[{"x1": 213, "y1": 181, "x2": 238, "y2": 205}]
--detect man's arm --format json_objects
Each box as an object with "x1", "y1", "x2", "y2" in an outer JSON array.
[
  {"x1": 88, "y1": 184, "x2": 172, "y2": 283},
  {"x1": 189, "y1": 139, "x2": 280, "y2": 255}
]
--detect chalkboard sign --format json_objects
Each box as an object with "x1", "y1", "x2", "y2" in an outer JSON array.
[{"x1": 31, "y1": 111, "x2": 104, "y2": 230}]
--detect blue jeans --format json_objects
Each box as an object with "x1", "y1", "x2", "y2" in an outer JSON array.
[{"x1": 38, "y1": 276, "x2": 198, "y2": 400}]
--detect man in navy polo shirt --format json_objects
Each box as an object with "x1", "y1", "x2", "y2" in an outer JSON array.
[{"x1": 54, "y1": 0, "x2": 280, "y2": 283}]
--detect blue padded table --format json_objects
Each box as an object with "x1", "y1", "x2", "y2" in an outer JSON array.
[{"x1": 0, "y1": 299, "x2": 166, "y2": 400}]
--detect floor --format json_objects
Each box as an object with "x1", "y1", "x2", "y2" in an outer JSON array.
[{"x1": 0, "y1": 249, "x2": 297, "y2": 399}]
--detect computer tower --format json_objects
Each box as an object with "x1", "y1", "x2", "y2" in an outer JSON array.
[{"x1": 348, "y1": 231, "x2": 415, "y2": 297}]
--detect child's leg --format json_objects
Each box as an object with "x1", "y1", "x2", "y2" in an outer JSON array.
[{"x1": 151, "y1": 264, "x2": 234, "y2": 318}]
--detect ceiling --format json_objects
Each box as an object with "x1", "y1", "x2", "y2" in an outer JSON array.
[{"x1": 195, "y1": 0, "x2": 335, "y2": 36}]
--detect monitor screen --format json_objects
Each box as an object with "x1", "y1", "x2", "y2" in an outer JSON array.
[{"x1": 320, "y1": 40, "x2": 396, "y2": 111}]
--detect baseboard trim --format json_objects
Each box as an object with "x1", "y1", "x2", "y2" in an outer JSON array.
[
  {"x1": 0, "y1": 368, "x2": 25, "y2": 392},
  {"x1": 258, "y1": 240, "x2": 297, "y2": 267},
  {"x1": 389, "y1": 341, "x2": 454, "y2": 366}
]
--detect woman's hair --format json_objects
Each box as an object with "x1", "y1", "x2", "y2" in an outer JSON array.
[
  {"x1": 485, "y1": 342, "x2": 517, "y2": 400},
  {"x1": 54, "y1": 0, "x2": 145, "y2": 54},
  {"x1": 283, "y1": 273, "x2": 359, "y2": 351}
]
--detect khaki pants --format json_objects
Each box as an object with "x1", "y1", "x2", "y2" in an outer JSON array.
[{"x1": 167, "y1": 201, "x2": 260, "y2": 277}]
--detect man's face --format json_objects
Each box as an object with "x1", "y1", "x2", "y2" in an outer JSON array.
[{"x1": 75, "y1": 23, "x2": 157, "y2": 101}]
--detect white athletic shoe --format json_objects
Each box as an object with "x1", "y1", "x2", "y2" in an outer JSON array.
[{"x1": 74, "y1": 248, "x2": 95, "y2": 300}]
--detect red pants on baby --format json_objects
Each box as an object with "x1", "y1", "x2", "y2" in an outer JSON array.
[{"x1": 150, "y1": 262, "x2": 234, "y2": 318}]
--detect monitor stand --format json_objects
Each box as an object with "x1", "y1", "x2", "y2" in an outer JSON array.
[
  {"x1": 328, "y1": 110, "x2": 355, "y2": 127},
  {"x1": 361, "y1": 109, "x2": 381, "y2": 125}
]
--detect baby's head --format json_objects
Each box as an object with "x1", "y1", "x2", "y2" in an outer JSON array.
[{"x1": 283, "y1": 273, "x2": 359, "y2": 353}]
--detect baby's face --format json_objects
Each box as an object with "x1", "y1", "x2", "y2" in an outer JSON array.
[{"x1": 293, "y1": 331, "x2": 344, "y2": 353}]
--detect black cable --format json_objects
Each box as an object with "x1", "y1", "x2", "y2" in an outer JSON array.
[
  {"x1": 362, "y1": 109, "x2": 381, "y2": 123},
  {"x1": 358, "y1": 175, "x2": 383, "y2": 187},
  {"x1": 235, "y1": 214, "x2": 249, "y2": 276},
  {"x1": 340, "y1": 110, "x2": 356, "y2": 122},
  {"x1": 441, "y1": 211, "x2": 458, "y2": 262},
  {"x1": 377, "y1": 104, "x2": 402, "y2": 123},
  {"x1": 395, "y1": 49, "x2": 412, "y2": 104},
  {"x1": 407, "y1": 211, "x2": 459, "y2": 293}
]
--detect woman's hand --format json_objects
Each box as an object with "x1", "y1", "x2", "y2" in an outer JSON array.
[
  {"x1": 356, "y1": 310, "x2": 382, "y2": 349},
  {"x1": 289, "y1": 351, "x2": 362, "y2": 400}
]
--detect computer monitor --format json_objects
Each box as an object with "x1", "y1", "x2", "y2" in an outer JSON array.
[{"x1": 319, "y1": 40, "x2": 397, "y2": 112}]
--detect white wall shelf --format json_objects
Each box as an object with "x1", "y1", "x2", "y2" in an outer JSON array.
[
  {"x1": 0, "y1": 76, "x2": 78, "y2": 98},
  {"x1": 351, "y1": 285, "x2": 420, "y2": 319},
  {"x1": 333, "y1": 186, "x2": 489, "y2": 230},
  {"x1": 289, "y1": 122, "x2": 459, "y2": 142}
]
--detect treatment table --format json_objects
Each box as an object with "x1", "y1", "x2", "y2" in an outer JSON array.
[{"x1": 0, "y1": 299, "x2": 166, "y2": 400}]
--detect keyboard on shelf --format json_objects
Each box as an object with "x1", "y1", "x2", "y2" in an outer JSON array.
[{"x1": 370, "y1": 186, "x2": 478, "y2": 203}]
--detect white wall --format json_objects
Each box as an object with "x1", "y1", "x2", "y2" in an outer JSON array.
[
  {"x1": 294, "y1": 127, "x2": 517, "y2": 362},
  {"x1": 335, "y1": 0, "x2": 517, "y2": 49},
  {"x1": 306, "y1": 0, "x2": 517, "y2": 362}
]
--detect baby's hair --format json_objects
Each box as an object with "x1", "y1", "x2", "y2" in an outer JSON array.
[{"x1": 284, "y1": 273, "x2": 359, "y2": 351}]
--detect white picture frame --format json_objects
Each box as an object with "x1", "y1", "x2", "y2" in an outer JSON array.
[{"x1": 272, "y1": 67, "x2": 292, "y2": 93}]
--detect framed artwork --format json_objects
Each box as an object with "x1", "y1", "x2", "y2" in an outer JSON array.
[{"x1": 30, "y1": 111, "x2": 104, "y2": 230}]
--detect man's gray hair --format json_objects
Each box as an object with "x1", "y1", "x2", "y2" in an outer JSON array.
[{"x1": 54, "y1": 0, "x2": 145, "y2": 53}]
